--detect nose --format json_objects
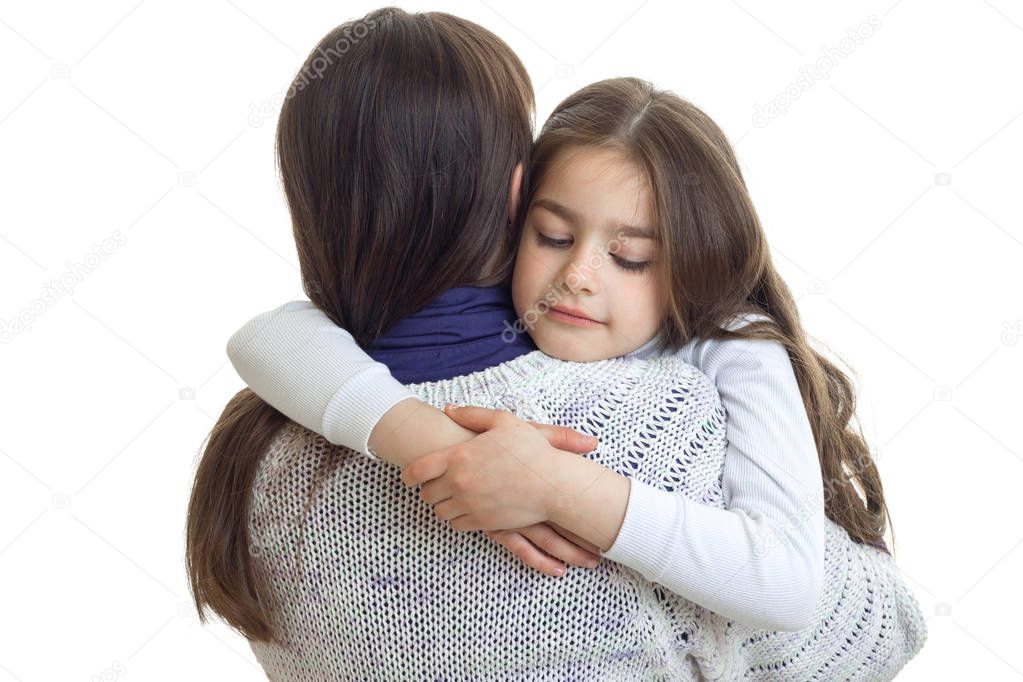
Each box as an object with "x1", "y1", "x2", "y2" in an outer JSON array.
[{"x1": 556, "y1": 246, "x2": 601, "y2": 296}]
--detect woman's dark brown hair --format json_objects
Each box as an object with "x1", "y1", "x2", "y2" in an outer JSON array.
[
  {"x1": 186, "y1": 7, "x2": 534, "y2": 642},
  {"x1": 520, "y1": 77, "x2": 893, "y2": 555}
]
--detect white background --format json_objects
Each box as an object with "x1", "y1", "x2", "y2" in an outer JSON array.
[{"x1": 2, "y1": 0, "x2": 1021, "y2": 679}]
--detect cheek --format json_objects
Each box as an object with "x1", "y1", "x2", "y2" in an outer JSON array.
[
  {"x1": 511, "y1": 249, "x2": 538, "y2": 311},
  {"x1": 510, "y1": 271, "x2": 527, "y2": 320},
  {"x1": 514, "y1": 242, "x2": 549, "y2": 283},
  {"x1": 645, "y1": 285, "x2": 668, "y2": 330},
  {"x1": 614, "y1": 279, "x2": 664, "y2": 328}
]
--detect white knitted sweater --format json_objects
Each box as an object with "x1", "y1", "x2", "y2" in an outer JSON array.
[
  {"x1": 247, "y1": 350, "x2": 926, "y2": 680},
  {"x1": 228, "y1": 302, "x2": 877, "y2": 630}
]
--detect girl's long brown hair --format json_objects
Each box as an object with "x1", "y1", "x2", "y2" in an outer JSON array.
[
  {"x1": 185, "y1": 7, "x2": 534, "y2": 642},
  {"x1": 522, "y1": 77, "x2": 892, "y2": 555}
]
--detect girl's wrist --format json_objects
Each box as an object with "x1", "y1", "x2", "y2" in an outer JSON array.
[
  {"x1": 544, "y1": 454, "x2": 631, "y2": 552},
  {"x1": 369, "y1": 401, "x2": 476, "y2": 467}
]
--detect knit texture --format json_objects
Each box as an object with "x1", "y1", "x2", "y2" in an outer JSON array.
[
  {"x1": 247, "y1": 350, "x2": 926, "y2": 680},
  {"x1": 227, "y1": 302, "x2": 827, "y2": 630},
  {"x1": 692, "y1": 520, "x2": 927, "y2": 680}
]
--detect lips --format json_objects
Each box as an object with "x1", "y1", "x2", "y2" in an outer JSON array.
[{"x1": 550, "y1": 305, "x2": 602, "y2": 324}]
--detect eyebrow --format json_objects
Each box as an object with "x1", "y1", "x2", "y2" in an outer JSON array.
[{"x1": 532, "y1": 198, "x2": 658, "y2": 241}]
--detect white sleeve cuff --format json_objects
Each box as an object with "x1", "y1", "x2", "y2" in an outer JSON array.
[
  {"x1": 600, "y1": 478, "x2": 686, "y2": 581},
  {"x1": 322, "y1": 366, "x2": 418, "y2": 458}
]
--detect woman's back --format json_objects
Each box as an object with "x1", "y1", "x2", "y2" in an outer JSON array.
[
  {"x1": 246, "y1": 347, "x2": 928, "y2": 680},
  {"x1": 247, "y1": 350, "x2": 728, "y2": 680}
]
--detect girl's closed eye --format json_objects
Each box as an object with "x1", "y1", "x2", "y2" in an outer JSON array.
[
  {"x1": 535, "y1": 231, "x2": 572, "y2": 249},
  {"x1": 535, "y1": 231, "x2": 652, "y2": 273}
]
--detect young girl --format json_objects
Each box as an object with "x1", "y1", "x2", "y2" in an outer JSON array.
[{"x1": 227, "y1": 77, "x2": 895, "y2": 634}]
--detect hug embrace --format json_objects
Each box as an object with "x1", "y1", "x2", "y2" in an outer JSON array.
[{"x1": 186, "y1": 7, "x2": 927, "y2": 680}]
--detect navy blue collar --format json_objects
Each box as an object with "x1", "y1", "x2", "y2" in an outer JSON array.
[{"x1": 366, "y1": 284, "x2": 537, "y2": 384}]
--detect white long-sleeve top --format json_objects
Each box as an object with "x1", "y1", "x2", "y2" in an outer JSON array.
[{"x1": 227, "y1": 300, "x2": 827, "y2": 631}]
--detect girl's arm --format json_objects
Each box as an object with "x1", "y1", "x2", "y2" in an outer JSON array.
[
  {"x1": 545, "y1": 329, "x2": 827, "y2": 632},
  {"x1": 225, "y1": 300, "x2": 603, "y2": 577},
  {"x1": 228, "y1": 302, "x2": 826, "y2": 629},
  {"x1": 226, "y1": 300, "x2": 466, "y2": 467}
]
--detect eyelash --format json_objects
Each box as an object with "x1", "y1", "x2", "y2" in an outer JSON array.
[{"x1": 535, "y1": 233, "x2": 651, "y2": 273}]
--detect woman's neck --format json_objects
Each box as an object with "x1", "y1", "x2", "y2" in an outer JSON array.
[{"x1": 366, "y1": 284, "x2": 537, "y2": 384}]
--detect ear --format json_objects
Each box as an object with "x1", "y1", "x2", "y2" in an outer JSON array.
[{"x1": 507, "y1": 161, "x2": 524, "y2": 225}]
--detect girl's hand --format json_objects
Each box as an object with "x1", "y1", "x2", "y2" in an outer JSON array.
[
  {"x1": 400, "y1": 404, "x2": 597, "y2": 532},
  {"x1": 403, "y1": 406, "x2": 603, "y2": 577},
  {"x1": 485, "y1": 522, "x2": 602, "y2": 578}
]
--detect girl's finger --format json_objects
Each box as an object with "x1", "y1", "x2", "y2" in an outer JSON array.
[
  {"x1": 433, "y1": 499, "x2": 464, "y2": 522},
  {"x1": 518, "y1": 523, "x2": 601, "y2": 568},
  {"x1": 487, "y1": 530, "x2": 567, "y2": 578},
  {"x1": 526, "y1": 422, "x2": 598, "y2": 453},
  {"x1": 545, "y1": 521, "x2": 603, "y2": 555},
  {"x1": 442, "y1": 404, "x2": 509, "y2": 432},
  {"x1": 450, "y1": 515, "x2": 483, "y2": 533},
  {"x1": 401, "y1": 449, "x2": 451, "y2": 487},
  {"x1": 445, "y1": 404, "x2": 597, "y2": 453},
  {"x1": 418, "y1": 478, "x2": 453, "y2": 505}
]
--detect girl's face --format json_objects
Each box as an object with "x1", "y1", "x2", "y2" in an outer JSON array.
[{"x1": 511, "y1": 145, "x2": 666, "y2": 362}]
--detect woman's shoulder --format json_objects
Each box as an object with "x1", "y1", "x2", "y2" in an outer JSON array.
[
  {"x1": 640, "y1": 351, "x2": 721, "y2": 401},
  {"x1": 253, "y1": 421, "x2": 351, "y2": 499}
]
